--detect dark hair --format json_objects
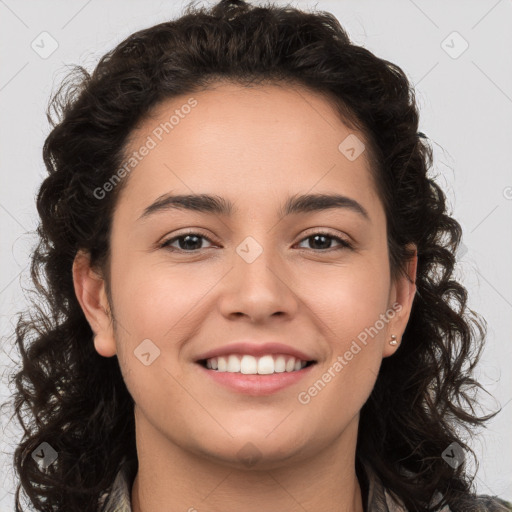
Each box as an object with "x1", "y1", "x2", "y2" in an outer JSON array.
[{"x1": 4, "y1": 0, "x2": 506, "y2": 510}]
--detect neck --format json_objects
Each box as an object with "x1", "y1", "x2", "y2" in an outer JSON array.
[{"x1": 131, "y1": 408, "x2": 364, "y2": 512}]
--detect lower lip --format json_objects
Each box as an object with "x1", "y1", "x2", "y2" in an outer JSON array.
[{"x1": 196, "y1": 362, "x2": 316, "y2": 396}]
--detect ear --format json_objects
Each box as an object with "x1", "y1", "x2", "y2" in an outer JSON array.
[
  {"x1": 72, "y1": 250, "x2": 117, "y2": 357},
  {"x1": 382, "y1": 243, "x2": 418, "y2": 358}
]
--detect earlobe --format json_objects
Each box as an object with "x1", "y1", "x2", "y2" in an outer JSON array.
[
  {"x1": 383, "y1": 243, "x2": 418, "y2": 358},
  {"x1": 72, "y1": 250, "x2": 117, "y2": 358}
]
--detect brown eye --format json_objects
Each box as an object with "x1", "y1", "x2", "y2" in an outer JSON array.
[
  {"x1": 297, "y1": 232, "x2": 353, "y2": 251},
  {"x1": 161, "y1": 233, "x2": 215, "y2": 252}
]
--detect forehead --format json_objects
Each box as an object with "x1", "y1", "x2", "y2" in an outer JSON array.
[{"x1": 115, "y1": 82, "x2": 382, "y2": 223}]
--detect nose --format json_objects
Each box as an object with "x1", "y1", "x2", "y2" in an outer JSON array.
[{"x1": 217, "y1": 241, "x2": 299, "y2": 323}]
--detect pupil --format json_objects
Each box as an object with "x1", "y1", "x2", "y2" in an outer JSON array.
[
  {"x1": 180, "y1": 234, "x2": 201, "y2": 250},
  {"x1": 310, "y1": 234, "x2": 330, "y2": 250}
]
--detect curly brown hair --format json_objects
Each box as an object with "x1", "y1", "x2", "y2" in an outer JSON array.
[{"x1": 4, "y1": 0, "x2": 508, "y2": 510}]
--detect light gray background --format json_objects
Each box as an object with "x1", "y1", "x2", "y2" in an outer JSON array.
[{"x1": 1, "y1": 0, "x2": 511, "y2": 510}]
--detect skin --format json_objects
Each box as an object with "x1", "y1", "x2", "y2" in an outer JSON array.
[{"x1": 73, "y1": 82, "x2": 417, "y2": 512}]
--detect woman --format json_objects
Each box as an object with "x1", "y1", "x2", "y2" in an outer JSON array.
[{"x1": 8, "y1": 0, "x2": 511, "y2": 510}]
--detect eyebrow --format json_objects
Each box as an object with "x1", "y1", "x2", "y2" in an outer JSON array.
[{"x1": 138, "y1": 192, "x2": 370, "y2": 221}]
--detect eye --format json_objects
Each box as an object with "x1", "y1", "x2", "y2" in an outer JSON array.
[
  {"x1": 296, "y1": 232, "x2": 353, "y2": 251},
  {"x1": 160, "y1": 232, "x2": 215, "y2": 252},
  {"x1": 159, "y1": 230, "x2": 353, "y2": 253}
]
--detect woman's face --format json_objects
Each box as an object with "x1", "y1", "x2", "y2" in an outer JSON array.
[{"x1": 76, "y1": 82, "x2": 416, "y2": 469}]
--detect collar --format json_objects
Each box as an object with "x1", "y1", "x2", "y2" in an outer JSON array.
[{"x1": 98, "y1": 457, "x2": 452, "y2": 512}]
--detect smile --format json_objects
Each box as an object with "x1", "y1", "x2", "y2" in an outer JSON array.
[
  {"x1": 201, "y1": 353, "x2": 315, "y2": 374},
  {"x1": 196, "y1": 356, "x2": 317, "y2": 395}
]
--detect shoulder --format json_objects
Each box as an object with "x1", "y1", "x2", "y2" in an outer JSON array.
[
  {"x1": 461, "y1": 494, "x2": 512, "y2": 511},
  {"x1": 361, "y1": 459, "x2": 511, "y2": 512},
  {"x1": 386, "y1": 489, "x2": 512, "y2": 512},
  {"x1": 98, "y1": 457, "x2": 137, "y2": 512}
]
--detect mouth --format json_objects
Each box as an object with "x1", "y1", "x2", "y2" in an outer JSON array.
[
  {"x1": 196, "y1": 354, "x2": 317, "y2": 374},
  {"x1": 195, "y1": 355, "x2": 318, "y2": 395}
]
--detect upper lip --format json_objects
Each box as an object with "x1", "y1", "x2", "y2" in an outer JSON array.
[{"x1": 194, "y1": 342, "x2": 317, "y2": 363}]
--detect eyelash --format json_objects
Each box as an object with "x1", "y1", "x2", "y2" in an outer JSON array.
[{"x1": 159, "y1": 230, "x2": 353, "y2": 253}]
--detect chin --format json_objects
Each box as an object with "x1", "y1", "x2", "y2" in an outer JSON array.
[{"x1": 190, "y1": 434, "x2": 314, "y2": 471}]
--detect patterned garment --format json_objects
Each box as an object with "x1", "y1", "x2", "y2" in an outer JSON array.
[{"x1": 98, "y1": 457, "x2": 511, "y2": 512}]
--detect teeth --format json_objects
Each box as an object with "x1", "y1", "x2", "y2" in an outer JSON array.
[
  {"x1": 228, "y1": 354, "x2": 241, "y2": 372},
  {"x1": 204, "y1": 354, "x2": 309, "y2": 374},
  {"x1": 257, "y1": 355, "x2": 274, "y2": 375},
  {"x1": 273, "y1": 355, "x2": 286, "y2": 373},
  {"x1": 217, "y1": 356, "x2": 227, "y2": 372},
  {"x1": 241, "y1": 354, "x2": 258, "y2": 374}
]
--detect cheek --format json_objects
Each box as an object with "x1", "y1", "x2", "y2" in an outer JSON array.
[
  {"x1": 298, "y1": 270, "x2": 388, "y2": 425},
  {"x1": 108, "y1": 254, "x2": 221, "y2": 392},
  {"x1": 296, "y1": 256, "x2": 390, "y2": 402},
  {"x1": 110, "y1": 258, "x2": 208, "y2": 410},
  {"x1": 300, "y1": 254, "x2": 391, "y2": 334},
  {"x1": 110, "y1": 252, "x2": 213, "y2": 338}
]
